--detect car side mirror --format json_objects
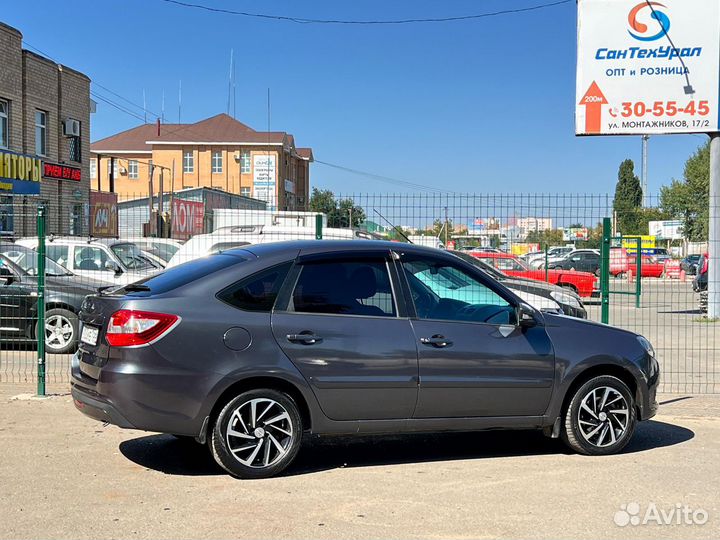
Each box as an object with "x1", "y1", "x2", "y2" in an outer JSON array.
[
  {"x1": 517, "y1": 303, "x2": 539, "y2": 328},
  {"x1": 0, "y1": 267, "x2": 15, "y2": 285},
  {"x1": 105, "y1": 261, "x2": 122, "y2": 274}
]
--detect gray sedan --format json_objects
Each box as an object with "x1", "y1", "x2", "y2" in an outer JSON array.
[{"x1": 72, "y1": 240, "x2": 659, "y2": 479}]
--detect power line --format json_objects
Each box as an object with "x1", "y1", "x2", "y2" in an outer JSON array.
[
  {"x1": 91, "y1": 91, "x2": 146, "y2": 123},
  {"x1": 158, "y1": 0, "x2": 573, "y2": 25},
  {"x1": 315, "y1": 160, "x2": 453, "y2": 193},
  {"x1": 92, "y1": 82, "x2": 161, "y2": 119}
]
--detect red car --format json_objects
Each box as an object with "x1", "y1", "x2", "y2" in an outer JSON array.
[
  {"x1": 471, "y1": 252, "x2": 599, "y2": 298},
  {"x1": 627, "y1": 255, "x2": 665, "y2": 278}
]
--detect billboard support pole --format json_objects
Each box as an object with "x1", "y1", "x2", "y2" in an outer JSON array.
[{"x1": 709, "y1": 133, "x2": 720, "y2": 318}]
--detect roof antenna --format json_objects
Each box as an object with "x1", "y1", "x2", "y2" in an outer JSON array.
[
  {"x1": 161, "y1": 89, "x2": 165, "y2": 123},
  {"x1": 227, "y1": 49, "x2": 235, "y2": 117},
  {"x1": 373, "y1": 209, "x2": 413, "y2": 244},
  {"x1": 142, "y1": 88, "x2": 147, "y2": 124},
  {"x1": 178, "y1": 80, "x2": 182, "y2": 123}
]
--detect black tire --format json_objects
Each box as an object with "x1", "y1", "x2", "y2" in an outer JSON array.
[
  {"x1": 38, "y1": 308, "x2": 79, "y2": 354},
  {"x1": 562, "y1": 375, "x2": 637, "y2": 455},
  {"x1": 210, "y1": 388, "x2": 302, "y2": 479}
]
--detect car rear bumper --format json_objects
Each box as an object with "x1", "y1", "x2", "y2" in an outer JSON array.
[{"x1": 71, "y1": 384, "x2": 136, "y2": 429}]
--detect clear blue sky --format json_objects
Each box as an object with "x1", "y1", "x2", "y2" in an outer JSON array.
[{"x1": 4, "y1": 0, "x2": 707, "y2": 194}]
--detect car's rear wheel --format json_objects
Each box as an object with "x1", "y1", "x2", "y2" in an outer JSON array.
[
  {"x1": 38, "y1": 308, "x2": 78, "y2": 354},
  {"x1": 210, "y1": 389, "x2": 302, "y2": 479},
  {"x1": 562, "y1": 375, "x2": 636, "y2": 455}
]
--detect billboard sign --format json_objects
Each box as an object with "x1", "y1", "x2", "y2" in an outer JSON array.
[
  {"x1": 89, "y1": 191, "x2": 118, "y2": 237},
  {"x1": 253, "y1": 154, "x2": 277, "y2": 210},
  {"x1": 648, "y1": 219, "x2": 683, "y2": 239},
  {"x1": 563, "y1": 227, "x2": 589, "y2": 241},
  {"x1": 172, "y1": 199, "x2": 204, "y2": 240},
  {"x1": 0, "y1": 150, "x2": 41, "y2": 195},
  {"x1": 576, "y1": 0, "x2": 720, "y2": 135}
]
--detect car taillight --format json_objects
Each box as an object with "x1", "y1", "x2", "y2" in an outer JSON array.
[{"x1": 105, "y1": 309, "x2": 180, "y2": 347}]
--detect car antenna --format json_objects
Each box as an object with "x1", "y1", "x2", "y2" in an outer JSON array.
[{"x1": 373, "y1": 209, "x2": 413, "y2": 244}]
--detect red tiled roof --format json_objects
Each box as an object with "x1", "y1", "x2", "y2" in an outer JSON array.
[
  {"x1": 92, "y1": 113, "x2": 312, "y2": 153},
  {"x1": 91, "y1": 123, "x2": 181, "y2": 152},
  {"x1": 147, "y1": 113, "x2": 289, "y2": 144},
  {"x1": 297, "y1": 147, "x2": 314, "y2": 161}
]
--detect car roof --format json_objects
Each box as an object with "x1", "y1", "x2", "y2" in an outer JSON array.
[
  {"x1": 21, "y1": 236, "x2": 135, "y2": 247},
  {"x1": 222, "y1": 239, "x2": 456, "y2": 258},
  {"x1": 469, "y1": 252, "x2": 514, "y2": 259}
]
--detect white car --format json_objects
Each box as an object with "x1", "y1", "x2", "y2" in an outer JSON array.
[
  {"x1": 122, "y1": 237, "x2": 183, "y2": 268},
  {"x1": 526, "y1": 246, "x2": 575, "y2": 268},
  {"x1": 16, "y1": 237, "x2": 162, "y2": 285},
  {"x1": 167, "y1": 226, "x2": 380, "y2": 268}
]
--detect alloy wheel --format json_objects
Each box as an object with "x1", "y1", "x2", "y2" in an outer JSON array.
[
  {"x1": 577, "y1": 386, "x2": 630, "y2": 448},
  {"x1": 225, "y1": 398, "x2": 294, "y2": 468},
  {"x1": 45, "y1": 314, "x2": 74, "y2": 350}
]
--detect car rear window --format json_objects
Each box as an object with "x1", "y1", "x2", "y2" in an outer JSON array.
[{"x1": 116, "y1": 252, "x2": 249, "y2": 295}]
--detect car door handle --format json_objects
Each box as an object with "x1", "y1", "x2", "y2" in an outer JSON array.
[
  {"x1": 420, "y1": 335, "x2": 452, "y2": 348},
  {"x1": 287, "y1": 333, "x2": 323, "y2": 345}
]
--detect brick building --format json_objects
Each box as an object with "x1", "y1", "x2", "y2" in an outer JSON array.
[
  {"x1": 91, "y1": 113, "x2": 313, "y2": 210},
  {"x1": 0, "y1": 22, "x2": 92, "y2": 236}
]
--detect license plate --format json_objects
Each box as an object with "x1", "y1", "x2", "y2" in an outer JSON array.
[{"x1": 80, "y1": 325, "x2": 99, "y2": 346}]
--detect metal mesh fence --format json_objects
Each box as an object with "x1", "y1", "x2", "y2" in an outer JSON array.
[{"x1": 0, "y1": 191, "x2": 716, "y2": 394}]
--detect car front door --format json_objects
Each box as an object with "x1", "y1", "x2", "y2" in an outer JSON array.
[
  {"x1": 271, "y1": 251, "x2": 419, "y2": 421},
  {"x1": 0, "y1": 260, "x2": 34, "y2": 339},
  {"x1": 399, "y1": 252, "x2": 555, "y2": 418}
]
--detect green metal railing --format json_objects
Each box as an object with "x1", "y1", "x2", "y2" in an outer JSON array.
[
  {"x1": 600, "y1": 217, "x2": 642, "y2": 324},
  {"x1": 36, "y1": 205, "x2": 46, "y2": 396}
]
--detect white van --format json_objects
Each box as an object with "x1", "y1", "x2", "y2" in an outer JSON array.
[
  {"x1": 16, "y1": 237, "x2": 162, "y2": 285},
  {"x1": 166, "y1": 226, "x2": 380, "y2": 268},
  {"x1": 407, "y1": 236, "x2": 445, "y2": 250}
]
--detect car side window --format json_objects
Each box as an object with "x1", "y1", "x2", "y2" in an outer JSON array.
[
  {"x1": 289, "y1": 259, "x2": 396, "y2": 317},
  {"x1": 46, "y1": 245, "x2": 69, "y2": 267},
  {"x1": 217, "y1": 262, "x2": 292, "y2": 312},
  {"x1": 402, "y1": 257, "x2": 515, "y2": 325},
  {"x1": 74, "y1": 246, "x2": 110, "y2": 271}
]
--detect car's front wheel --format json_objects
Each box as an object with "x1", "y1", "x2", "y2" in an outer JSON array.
[
  {"x1": 562, "y1": 375, "x2": 636, "y2": 455},
  {"x1": 210, "y1": 389, "x2": 302, "y2": 479}
]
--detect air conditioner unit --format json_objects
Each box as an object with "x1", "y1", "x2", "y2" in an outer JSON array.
[
  {"x1": 63, "y1": 119, "x2": 80, "y2": 137},
  {"x1": 119, "y1": 167, "x2": 127, "y2": 175}
]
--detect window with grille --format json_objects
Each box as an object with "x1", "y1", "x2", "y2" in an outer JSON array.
[
  {"x1": 212, "y1": 151, "x2": 223, "y2": 174},
  {"x1": 240, "y1": 151, "x2": 251, "y2": 173},
  {"x1": 0, "y1": 99, "x2": 8, "y2": 149},
  {"x1": 183, "y1": 151, "x2": 194, "y2": 173},
  {"x1": 128, "y1": 160, "x2": 139, "y2": 179},
  {"x1": 35, "y1": 110, "x2": 47, "y2": 156},
  {"x1": 240, "y1": 187, "x2": 251, "y2": 197},
  {"x1": 69, "y1": 135, "x2": 81, "y2": 162},
  {"x1": 90, "y1": 160, "x2": 97, "y2": 179}
]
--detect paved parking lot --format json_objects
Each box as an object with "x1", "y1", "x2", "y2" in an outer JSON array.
[{"x1": 0, "y1": 384, "x2": 718, "y2": 539}]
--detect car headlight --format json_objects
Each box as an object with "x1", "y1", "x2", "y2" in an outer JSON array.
[
  {"x1": 637, "y1": 336, "x2": 655, "y2": 357},
  {"x1": 550, "y1": 290, "x2": 581, "y2": 309}
]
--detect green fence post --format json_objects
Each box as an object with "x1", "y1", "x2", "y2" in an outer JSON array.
[
  {"x1": 601, "y1": 217, "x2": 611, "y2": 324},
  {"x1": 315, "y1": 214, "x2": 323, "y2": 240},
  {"x1": 37, "y1": 205, "x2": 46, "y2": 397},
  {"x1": 635, "y1": 238, "x2": 642, "y2": 308},
  {"x1": 544, "y1": 244, "x2": 549, "y2": 283}
]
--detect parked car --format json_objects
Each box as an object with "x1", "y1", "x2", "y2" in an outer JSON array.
[
  {"x1": 0, "y1": 243, "x2": 104, "y2": 353},
  {"x1": 452, "y1": 251, "x2": 587, "y2": 318},
  {"x1": 526, "y1": 246, "x2": 574, "y2": 269},
  {"x1": 694, "y1": 253, "x2": 709, "y2": 313},
  {"x1": 650, "y1": 248, "x2": 672, "y2": 264},
  {"x1": 123, "y1": 237, "x2": 183, "y2": 267},
  {"x1": 167, "y1": 225, "x2": 381, "y2": 268},
  {"x1": 17, "y1": 237, "x2": 162, "y2": 285},
  {"x1": 609, "y1": 248, "x2": 663, "y2": 278},
  {"x1": 470, "y1": 252, "x2": 598, "y2": 297},
  {"x1": 681, "y1": 254, "x2": 702, "y2": 276},
  {"x1": 72, "y1": 240, "x2": 658, "y2": 478},
  {"x1": 549, "y1": 250, "x2": 601, "y2": 276}
]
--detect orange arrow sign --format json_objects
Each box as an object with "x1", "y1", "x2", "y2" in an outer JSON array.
[{"x1": 579, "y1": 81, "x2": 608, "y2": 134}]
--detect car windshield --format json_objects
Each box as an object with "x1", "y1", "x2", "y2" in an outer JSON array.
[
  {"x1": 110, "y1": 243, "x2": 156, "y2": 270},
  {"x1": 137, "y1": 241, "x2": 180, "y2": 263},
  {"x1": 0, "y1": 244, "x2": 72, "y2": 276}
]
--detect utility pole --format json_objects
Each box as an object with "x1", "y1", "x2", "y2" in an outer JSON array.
[
  {"x1": 444, "y1": 206, "x2": 449, "y2": 246},
  {"x1": 158, "y1": 168, "x2": 165, "y2": 237},
  {"x1": 96, "y1": 154, "x2": 102, "y2": 191},
  {"x1": 109, "y1": 156, "x2": 115, "y2": 193},
  {"x1": 708, "y1": 134, "x2": 720, "y2": 318},
  {"x1": 641, "y1": 135, "x2": 649, "y2": 207}
]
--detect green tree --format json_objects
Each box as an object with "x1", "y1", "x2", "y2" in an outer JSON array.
[
  {"x1": 309, "y1": 188, "x2": 366, "y2": 228},
  {"x1": 525, "y1": 228, "x2": 564, "y2": 247},
  {"x1": 660, "y1": 142, "x2": 710, "y2": 242},
  {"x1": 613, "y1": 159, "x2": 643, "y2": 235}
]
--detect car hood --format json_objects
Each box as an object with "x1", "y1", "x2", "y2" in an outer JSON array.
[{"x1": 501, "y1": 276, "x2": 566, "y2": 294}]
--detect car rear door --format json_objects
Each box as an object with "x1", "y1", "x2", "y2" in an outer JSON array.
[
  {"x1": 398, "y1": 252, "x2": 555, "y2": 418},
  {"x1": 271, "y1": 250, "x2": 419, "y2": 421}
]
